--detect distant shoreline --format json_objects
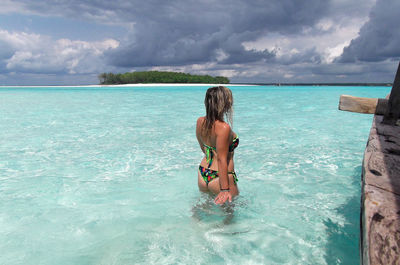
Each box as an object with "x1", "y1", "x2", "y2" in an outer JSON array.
[
  {"x1": 0, "y1": 83, "x2": 255, "y2": 88},
  {"x1": 233, "y1": 82, "x2": 393, "y2": 86},
  {"x1": 0, "y1": 82, "x2": 392, "y2": 88}
]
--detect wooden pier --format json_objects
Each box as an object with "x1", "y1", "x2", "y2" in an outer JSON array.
[{"x1": 339, "y1": 62, "x2": 400, "y2": 264}]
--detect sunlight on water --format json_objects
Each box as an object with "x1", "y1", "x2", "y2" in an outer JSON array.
[{"x1": 0, "y1": 85, "x2": 390, "y2": 264}]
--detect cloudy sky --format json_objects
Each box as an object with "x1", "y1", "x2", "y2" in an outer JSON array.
[{"x1": 0, "y1": 0, "x2": 399, "y2": 85}]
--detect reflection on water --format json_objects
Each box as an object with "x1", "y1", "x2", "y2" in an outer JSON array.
[{"x1": 191, "y1": 193, "x2": 250, "y2": 226}]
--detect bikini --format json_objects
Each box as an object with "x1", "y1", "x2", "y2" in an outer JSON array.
[{"x1": 199, "y1": 136, "x2": 239, "y2": 185}]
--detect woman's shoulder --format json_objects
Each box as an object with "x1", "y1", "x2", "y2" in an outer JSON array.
[
  {"x1": 214, "y1": 120, "x2": 231, "y2": 134},
  {"x1": 196, "y1": 116, "x2": 205, "y2": 127},
  {"x1": 197, "y1": 118, "x2": 232, "y2": 135},
  {"x1": 197, "y1": 116, "x2": 205, "y2": 123}
]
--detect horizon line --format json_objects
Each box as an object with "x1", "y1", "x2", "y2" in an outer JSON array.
[{"x1": 0, "y1": 82, "x2": 393, "y2": 88}]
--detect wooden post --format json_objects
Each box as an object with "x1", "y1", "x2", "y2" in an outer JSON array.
[
  {"x1": 339, "y1": 95, "x2": 388, "y2": 115},
  {"x1": 383, "y1": 62, "x2": 400, "y2": 125}
]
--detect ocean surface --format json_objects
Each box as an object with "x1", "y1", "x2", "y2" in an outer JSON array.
[{"x1": 0, "y1": 85, "x2": 390, "y2": 264}]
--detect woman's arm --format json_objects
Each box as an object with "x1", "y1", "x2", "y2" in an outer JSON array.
[
  {"x1": 196, "y1": 117, "x2": 205, "y2": 154},
  {"x1": 214, "y1": 121, "x2": 233, "y2": 204}
]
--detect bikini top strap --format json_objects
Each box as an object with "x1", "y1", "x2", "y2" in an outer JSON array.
[{"x1": 203, "y1": 143, "x2": 215, "y2": 167}]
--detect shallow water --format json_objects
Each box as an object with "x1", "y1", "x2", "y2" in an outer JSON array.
[{"x1": 0, "y1": 85, "x2": 390, "y2": 264}]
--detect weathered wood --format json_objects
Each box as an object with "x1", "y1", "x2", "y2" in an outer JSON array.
[
  {"x1": 339, "y1": 95, "x2": 388, "y2": 114},
  {"x1": 339, "y1": 95, "x2": 377, "y2": 113},
  {"x1": 375, "y1": 98, "x2": 388, "y2": 115},
  {"x1": 361, "y1": 115, "x2": 400, "y2": 265},
  {"x1": 362, "y1": 185, "x2": 400, "y2": 265},
  {"x1": 383, "y1": 62, "x2": 400, "y2": 125}
]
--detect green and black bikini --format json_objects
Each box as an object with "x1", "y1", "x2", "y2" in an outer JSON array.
[{"x1": 199, "y1": 136, "x2": 239, "y2": 185}]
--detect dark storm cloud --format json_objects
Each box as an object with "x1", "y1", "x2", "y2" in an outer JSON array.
[
  {"x1": 107, "y1": 25, "x2": 277, "y2": 67},
  {"x1": 337, "y1": 0, "x2": 400, "y2": 63},
  {"x1": 10, "y1": 0, "x2": 330, "y2": 67},
  {"x1": 13, "y1": 0, "x2": 329, "y2": 31},
  {"x1": 106, "y1": 0, "x2": 330, "y2": 67},
  {"x1": 314, "y1": 61, "x2": 398, "y2": 76},
  {"x1": 325, "y1": 0, "x2": 375, "y2": 22}
]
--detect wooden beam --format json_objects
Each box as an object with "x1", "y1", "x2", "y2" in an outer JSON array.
[
  {"x1": 383, "y1": 61, "x2": 400, "y2": 125},
  {"x1": 339, "y1": 95, "x2": 388, "y2": 114}
]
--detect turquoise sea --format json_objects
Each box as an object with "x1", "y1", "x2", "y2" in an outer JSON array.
[{"x1": 0, "y1": 85, "x2": 390, "y2": 264}]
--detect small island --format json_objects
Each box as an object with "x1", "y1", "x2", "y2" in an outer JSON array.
[{"x1": 98, "y1": 71, "x2": 230, "y2": 85}]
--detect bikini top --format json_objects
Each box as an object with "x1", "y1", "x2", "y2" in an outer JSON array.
[{"x1": 203, "y1": 136, "x2": 239, "y2": 167}]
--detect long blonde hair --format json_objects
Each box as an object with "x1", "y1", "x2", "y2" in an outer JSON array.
[{"x1": 202, "y1": 86, "x2": 233, "y2": 135}]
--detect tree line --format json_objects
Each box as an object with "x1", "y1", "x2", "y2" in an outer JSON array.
[{"x1": 98, "y1": 71, "x2": 230, "y2": 84}]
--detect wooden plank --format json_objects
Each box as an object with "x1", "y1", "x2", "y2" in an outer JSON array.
[
  {"x1": 339, "y1": 95, "x2": 378, "y2": 114},
  {"x1": 383, "y1": 61, "x2": 400, "y2": 125},
  {"x1": 339, "y1": 95, "x2": 388, "y2": 114}
]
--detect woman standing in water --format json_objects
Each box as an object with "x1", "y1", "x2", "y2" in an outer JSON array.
[{"x1": 196, "y1": 86, "x2": 239, "y2": 205}]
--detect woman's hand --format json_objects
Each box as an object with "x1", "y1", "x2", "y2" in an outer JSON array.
[{"x1": 214, "y1": 190, "x2": 233, "y2": 205}]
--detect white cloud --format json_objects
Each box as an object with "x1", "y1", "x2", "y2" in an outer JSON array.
[
  {"x1": 0, "y1": 30, "x2": 44, "y2": 50},
  {"x1": 241, "y1": 14, "x2": 367, "y2": 65},
  {"x1": 0, "y1": 29, "x2": 119, "y2": 74},
  {"x1": 240, "y1": 0, "x2": 377, "y2": 66},
  {"x1": 325, "y1": 41, "x2": 350, "y2": 63},
  {"x1": 315, "y1": 18, "x2": 334, "y2": 32}
]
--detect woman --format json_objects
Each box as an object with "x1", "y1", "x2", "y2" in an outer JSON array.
[{"x1": 196, "y1": 86, "x2": 239, "y2": 205}]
